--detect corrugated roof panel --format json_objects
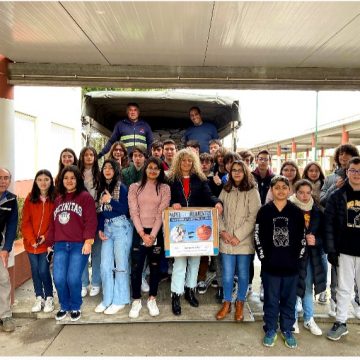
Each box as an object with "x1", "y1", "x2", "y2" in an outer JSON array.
[
  {"x1": 0, "y1": 1, "x2": 107, "y2": 64},
  {"x1": 63, "y1": 1, "x2": 213, "y2": 66},
  {"x1": 205, "y1": 1, "x2": 360, "y2": 66}
]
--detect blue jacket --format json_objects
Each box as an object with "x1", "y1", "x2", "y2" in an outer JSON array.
[
  {"x1": 99, "y1": 118, "x2": 153, "y2": 157},
  {"x1": 184, "y1": 122, "x2": 218, "y2": 153},
  {"x1": 0, "y1": 191, "x2": 18, "y2": 252}
]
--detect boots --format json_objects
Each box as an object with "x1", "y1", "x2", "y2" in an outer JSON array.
[
  {"x1": 235, "y1": 300, "x2": 244, "y2": 321},
  {"x1": 216, "y1": 301, "x2": 231, "y2": 320},
  {"x1": 184, "y1": 287, "x2": 199, "y2": 307},
  {"x1": 172, "y1": 293, "x2": 181, "y2": 316}
]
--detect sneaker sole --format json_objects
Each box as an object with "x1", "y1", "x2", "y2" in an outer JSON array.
[
  {"x1": 198, "y1": 289, "x2": 207, "y2": 295},
  {"x1": 70, "y1": 316, "x2": 81, "y2": 322},
  {"x1": 55, "y1": 314, "x2": 67, "y2": 321},
  {"x1": 281, "y1": 334, "x2": 297, "y2": 349},
  {"x1": 327, "y1": 330, "x2": 349, "y2": 341}
]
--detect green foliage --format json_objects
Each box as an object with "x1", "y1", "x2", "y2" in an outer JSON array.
[{"x1": 16, "y1": 197, "x2": 25, "y2": 240}]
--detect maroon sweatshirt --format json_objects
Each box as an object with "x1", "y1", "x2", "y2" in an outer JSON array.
[{"x1": 46, "y1": 191, "x2": 97, "y2": 246}]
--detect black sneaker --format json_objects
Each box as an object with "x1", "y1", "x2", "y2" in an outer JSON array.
[
  {"x1": 55, "y1": 310, "x2": 67, "y2": 320},
  {"x1": 197, "y1": 281, "x2": 207, "y2": 295},
  {"x1": 70, "y1": 310, "x2": 81, "y2": 322},
  {"x1": 211, "y1": 279, "x2": 219, "y2": 288}
]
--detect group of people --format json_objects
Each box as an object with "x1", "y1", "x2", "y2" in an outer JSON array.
[{"x1": 0, "y1": 103, "x2": 359, "y2": 352}]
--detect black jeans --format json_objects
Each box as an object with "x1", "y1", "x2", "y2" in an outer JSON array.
[{"x1": 131, "y1": 227, "x2": 163, "y2": 299}]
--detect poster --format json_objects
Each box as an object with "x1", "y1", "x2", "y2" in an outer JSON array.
[{"x1": 163, "y1": 207, "x2": 219, "y2": 257}]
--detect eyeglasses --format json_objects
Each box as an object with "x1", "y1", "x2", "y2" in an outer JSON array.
[
  {"x1": 257, "y1": 157, "x2": 269, "y2": 162},
  {"x1": 348, "y1": 169, "x2": 360, "y2": 175},
  {"x1": 231, "y1": 169, "x2": 243, "y2": 174}
]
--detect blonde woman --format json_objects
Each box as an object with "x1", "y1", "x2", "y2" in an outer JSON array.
[{"x1": 168, "y1": 148, "x2": 223, "y2": 316}]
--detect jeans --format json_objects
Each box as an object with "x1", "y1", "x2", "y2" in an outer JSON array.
[
  {"x1": 53, "y1": 242, "x2": 89, "y2": 311},
  {"x1": 221, "y1": 253, "x2": 251, "y2": 302},
  {"x1": 171, "y1": 256, "x2": 201, "y2": 294},
  {"x1": 81, "y1": 235, "x2": 102, "y2": 287},
  {"x1": 262, "y1": 271, "x2": 298, "y2": 333},
  {"x1": 296, "y1": 261, "x2": 314, "y2": 322},
  {"x1": 131, "y1": 227, "x2": 163, "y2": 299},
  {"x1": 27, "y1": 252, "x2": 53, "y2": 299},
  {"x1": 100, "y1": 216, "x2": 133, "y2": 306}
]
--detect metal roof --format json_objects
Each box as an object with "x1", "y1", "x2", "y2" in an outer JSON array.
[{"x1": 2, "y1": 1, "x2": 360, "y2": 89}]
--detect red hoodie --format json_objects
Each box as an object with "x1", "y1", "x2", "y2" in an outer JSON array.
[
  {"x1": 21, "y1": 194, "x2": 55, "y2": 254},
  {"x1": 46, "y1": 191, "x2": 97, "y2": 246}
]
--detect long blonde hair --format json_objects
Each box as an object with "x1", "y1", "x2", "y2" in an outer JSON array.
[{"x1": 168, "y1": 148, "x2": 206, "y2": 182}]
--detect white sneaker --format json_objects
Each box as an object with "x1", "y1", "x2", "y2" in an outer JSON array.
[
  {"x1": 304, "y1": 317, "x2": 322, "y2": 336},
  {"x1": 31, "y1": 296, "x2": 44, "y2": 313},
  {"x1": 129, "y1": 300, "x2": 142, "y2": 318},
  {"x1": 43, "y1": 297, "x2": 54, "y2": 313},
  {"x1": 147, "y1": 298, "x2": 159, "y2": 317},
  {"x1": 89, "y1": 286, "x2": 101, "y2": 297},
  {"x1": 292, "y1": 318, "x2": 300, "y2": 334},
  {"x1": 296, "y1": 297, "x2": 303, "y2": 313},
  {"x1": 95, "y1": 303, "x2": 107, "y2": 313},
  {"x1": 81, "y1": 287, "x2": 88, "y2": 297},
  {"x1": 351, "y1": 299, "x2": 360, "y2": 319},
  {"x1": 328, "y1": 298, "x2": 336, "y2": 317},
  {"x1": 104, "y1": 304, "x2": 125, "y2": 315},
  {"x1": 141, "y1": 278, "x2": 150, "y2": 293}
]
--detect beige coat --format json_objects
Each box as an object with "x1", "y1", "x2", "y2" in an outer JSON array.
[{"x1": 218, "y1": 187, "x2": 261, "y2": 255}]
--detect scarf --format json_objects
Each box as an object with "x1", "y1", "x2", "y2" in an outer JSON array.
[{"x1": 288, "y1": 193, "x2": 314, "y2": 212}]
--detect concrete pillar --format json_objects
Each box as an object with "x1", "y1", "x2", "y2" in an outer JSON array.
[
  {"x1": 341, "y1": 126, "x2": 349, "y2": 144},
  {"x1": 291, "y1": 139, "x2": 297, "y2": 161},
  {"x1": 311, "y1": 133, "x2": 316, "y2": 161},
  {"x1": 0, "y1": 55, "x2": 16, "y2": 303},
  {"x1": 306, "y1": 148, "x2": 309, "y2": 163}
]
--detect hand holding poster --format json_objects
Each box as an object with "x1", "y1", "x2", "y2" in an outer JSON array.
[{"x1": 163, "y1": 207, "x2": 219, "y2": 257}]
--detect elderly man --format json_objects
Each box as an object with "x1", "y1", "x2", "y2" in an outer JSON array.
[{"x1": 0, "y1": 168, "x2": 18, "y2": 332}]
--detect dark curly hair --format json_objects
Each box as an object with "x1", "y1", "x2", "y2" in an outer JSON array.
[{"x1": 333, "y1": 144, "x2": 359, "y2": 168}]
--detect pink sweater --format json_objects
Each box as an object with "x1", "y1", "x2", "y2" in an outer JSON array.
[{"x1": 128, "y1": 181, "x2": 171, "y2": 238}]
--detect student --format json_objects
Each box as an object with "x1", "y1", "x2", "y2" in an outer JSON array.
[
  {"x1": 151, "y1": 140, "x2": 164, "y2": 159},
  {"x1": 197, "y1": 153, "x2": 223, "y2": 296},
  {"x1": 46, "y1": 165, "x2": 97, "y2": 322},
  {"x1": 54, "y1": 148, "x2": 78, "y2": 191},
  {"x1": 107, "y1": 141, "x2": 130, "y2": 170},
  {"x1": 168, "y1": 148, "x2": 223, "y2": 316},
  {"x1": 251, "y1": 149, "x2": 275, "y2": 301},
  {"x1": 216, "y1": 160, "x2": 261, "y2": 321},
  {"x1": 78, "y1": 146, "x2": 102, "y2": 298},
  {"x1": 21, "y1": 170, "x2": 56, "y2": 313},
  {"x1": 302, "y1": 161, "x2": 327, "y2": 304},
  {"x1": 128, "y1": 157, "x2": 171, "y2": 318},
  {"x1": 238, "y1": 150, "x2": 255, "y2": 169},
  {"x1": 302, "y1": 162, "x2": 325, "y2": 207},
  {"x1": 186, "y1": 140, "x2": 201, "y2": 155},
  {"x1": 325, "y1": 157, "x2": 360, "y2": 341},
  {"x1": 95, "y1": 159, "x2": 133, "y2": 315},
  {"x1": 255, "y1": 175, "x2": 306, "y2": 349},
  {"x1": 0, "y1": 168, "x2": 18, "y2": 332},
  {"x1": 121, "y1": 145, "x2": 147, "y2": 188},
  {"x1": 265, "y1": 160, "x2": 301, "y2": 203},
  {"x1": 209, "y1": 139, "x2": 222, "y2": 157},
  {"x1": 320, "y1": 144, "x2": 360, "y2": 318},
  {"x1": 162, "y1": 139, "x2": 177, "y2": 171},
  {"x1": 289, "y1": 179, "x2": 326, "y2": 336},
  {"x1": 221, "y1": 152, "x2": 241, "y2": 184}
]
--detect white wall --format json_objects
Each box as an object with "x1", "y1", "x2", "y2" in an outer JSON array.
[{"x1": 14, "y1": 86, "x2": 82, "y2": 180}]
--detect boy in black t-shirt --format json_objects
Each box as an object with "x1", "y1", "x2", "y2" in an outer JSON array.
[{"x1": 255, "y1": 176, "x2": 305, "y2": 349}]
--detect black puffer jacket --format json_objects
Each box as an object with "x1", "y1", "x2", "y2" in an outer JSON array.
[
  {"x1": 297, "y1": 204, "x2": 327, "y2": 298},
  {"x1": 170, "y1": 174, "x2": 220, "y2": 207}
]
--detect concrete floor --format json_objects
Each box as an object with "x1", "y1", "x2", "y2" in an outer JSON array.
[
  {"x1": 1, "y1": 318, "x2": 360, "y2": 356},
  {"x1": 5, "y1": 262, "x2": 360, "y2": 356}
]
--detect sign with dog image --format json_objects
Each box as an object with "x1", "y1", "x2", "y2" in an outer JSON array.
[{"x1": 163, "y1": 207, "x2": 219, "y2": 257}]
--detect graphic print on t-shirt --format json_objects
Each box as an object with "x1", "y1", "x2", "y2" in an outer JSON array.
[
  {"x1": 273, "y1": 217, "x2": 290, "y2": 247},
  {"x1": 347, "y1": 199, "x2": 360, "y2": 228}
]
